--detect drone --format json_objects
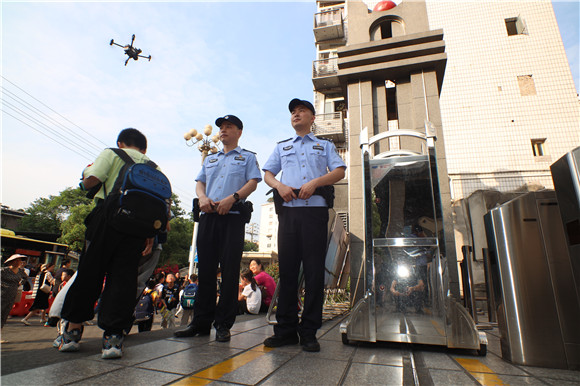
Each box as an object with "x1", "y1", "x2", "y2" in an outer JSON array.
[{"x1": 109, "y1": 34, "x2": 151, "y2": 66}]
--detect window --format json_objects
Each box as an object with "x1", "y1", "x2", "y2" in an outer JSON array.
[
  {"x1": 381, "y1": 21, "x2": 393, "y2": 39},
  {"x1": 370, "y1": 17, "x2": 405, "y2": 41},
  {"x1": 518, "y1": 75, "x2": 536, "y2": 96},
  {"x1": 531, "y1": 139, "x2": 546, "y2": 156},
  {"x1": 505, "y1": 16, "x2": 527, "y2": 36},
  {"x1": 385, "y1": 80, "x2": 398, "y2": 120}
]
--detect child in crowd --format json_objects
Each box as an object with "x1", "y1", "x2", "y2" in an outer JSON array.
[
  {"x1": 238, "y1": 269, "x2": 261, "y2": 315},
  {"x1": 178, "y1": 274, "x2": 198, "y2": 326}
]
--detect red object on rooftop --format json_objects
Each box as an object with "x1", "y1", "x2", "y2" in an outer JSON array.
[{"x1": 373, "y1": 1, "x2": 397, "y2": 12}]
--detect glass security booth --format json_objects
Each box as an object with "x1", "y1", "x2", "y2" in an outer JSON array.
[{"x1": 341, "y1": 126, "x2": 486, "y2": 354}]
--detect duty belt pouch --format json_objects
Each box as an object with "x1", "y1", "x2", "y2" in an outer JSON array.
[
  {"x1": 192, "y1": 198, "x2": 201, "y2": 222},
  {"x1": 320, "y1": 185, "x2": 335, "y2": 209},
  {"x1": 269, "y1": 189, "x2": 284, "y2": 215},
  {"x1": 235, "y1": 201, "x2": 253, "y2": 224}
]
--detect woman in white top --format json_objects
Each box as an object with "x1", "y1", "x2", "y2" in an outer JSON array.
[{"x1": 238, "y1": 269, "x2": 261, "y2": 315}]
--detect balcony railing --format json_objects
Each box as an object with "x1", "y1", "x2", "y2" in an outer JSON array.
[
  {"x1": 313, "y1": 111, "x2": 345, "y2": 142},
  {"x1": 336, "y1": 147, "x2": 349, "y2": 166},
  {"x1": 314, "y1": 9, "x2": 343, "y2": 28},
  {"x1": 314, "y1": 9, "x2": 344, "y2": 42},
  {"x1": 313, "y1": 58, "x2": 338, "y2": 78}
]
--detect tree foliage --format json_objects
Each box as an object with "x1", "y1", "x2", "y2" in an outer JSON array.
[
  {"x1": 59, "y1": 203, "x2": 94, "y2": 251},
  {"x1": 265, "y1": 262, "x2": 279, "y2": 282},
  {"x1": 243, "y1": 240, "x2": 259, "y2": 252},
  {"x1": 160, "y1": 216, "x2": 194, "y2": 267},
  {"x1": 19, "y1": 187, "x2": 92, "y2": 236},
  {"x1": 18, "y1": 196, "x2": 61, "y2": 233}
]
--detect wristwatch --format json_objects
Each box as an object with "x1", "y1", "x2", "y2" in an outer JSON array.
[{"x1": 233, "y1": 192, "x2": 240, "y2": 202}]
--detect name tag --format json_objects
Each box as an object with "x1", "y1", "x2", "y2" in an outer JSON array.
[
  {"x1": 209, "y1": 158, "x2": 218, "y2": 163},
  {"x1": 313, "y1": 145, "x2": 324, "y2": 151},
  {"x1": 283, "y1": 145, "x2": 293, "y2": 151},
  {"x1": 234, "y1": 155, "x2": 245, "y2": 161}
]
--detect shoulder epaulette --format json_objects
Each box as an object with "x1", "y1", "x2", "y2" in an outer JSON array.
[
  {"x1": 318, "y1": 137, "x2": 333, "y2": 142},
  {"x1": 242, "y1": 148, "x2": 256, "y2": 154},
  {"x1": 277, "y1": 138, "x2": 292, "y2": 144}
]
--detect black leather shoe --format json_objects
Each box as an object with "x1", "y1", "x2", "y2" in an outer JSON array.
[
  {"x1": 173, "y1": 325, "x2": 210, "y2": 338},
  {"x1": 263, "y1": 334, "x2": 299, "y2": 348},
  {"x1": 300, "y1": 335, "x2": 320, "y2": 352},
  {"x1": 215, "y1": 327, "x2": 231, "y2": 342}
]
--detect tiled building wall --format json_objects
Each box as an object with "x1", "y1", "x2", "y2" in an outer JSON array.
[
  {"x1": 424, "y1": 0, "x2": 579, "y2": 198},
  {"x1": 360, "y1": 0, "x2": 579, "y2": 199}
]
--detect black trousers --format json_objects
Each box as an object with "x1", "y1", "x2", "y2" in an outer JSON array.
[
  {"x1": 274, "y1": 207, "x2": 328, "y2": 338},
  {"x1": 192, "y1": 213, "x2": 244, "y2": 330},
  {"x1": 61, "y1": 205, "x2": 146, "y2": 335}
]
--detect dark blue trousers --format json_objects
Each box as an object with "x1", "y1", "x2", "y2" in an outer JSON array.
[
  {"x1": 274, "y1": 207, "x2": 328, "y2": 338},
  {"x1": 192, "y1": 213, "x2": 245, "y2": 330},
  {"x1": 61, "y1": 205, "x2": 145, "y2": 335}
]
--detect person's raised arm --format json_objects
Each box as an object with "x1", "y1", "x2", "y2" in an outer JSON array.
[
  {"x1": 196, "y1": 181, "x2": 216, "y2": 213},
  {"x1": 215, "y1": 178, "x2": 259, "y2": 215},
  {"x1": 265, "y1": 171, "x2": 297, "y2": 203},
  {"x1": 298, "y1": 166, "x2": 345, "y2": 200}
]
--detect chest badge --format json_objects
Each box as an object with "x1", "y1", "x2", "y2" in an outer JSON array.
[
  {"x1": 313, "y1": 145, "x2": 324, "y2": 151},
  {"x1": 208, "y1": 158, "x2": 218, "y2": 163},
  {"x1": 234, "y1": 155, "x2": 245, "y2": 161},
  {"x1": 283, "y1": 145, "x2": 293, "y2": 151}
]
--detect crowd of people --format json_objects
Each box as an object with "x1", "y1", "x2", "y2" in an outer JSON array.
[
  {"x1": 2, "y1": 97, "x2": 345, "y2": 357},
  {"x1": 1, "y1": 257, "x2": 276, "y2": 331}
]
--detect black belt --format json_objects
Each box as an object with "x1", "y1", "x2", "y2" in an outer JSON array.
[{"x1": 192, "y1": 199, "x2": 253, "y2": 223}]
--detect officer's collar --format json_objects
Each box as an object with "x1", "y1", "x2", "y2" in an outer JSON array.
[
  {"x1": 218, "y1": 146, "x2": 242, "y2": 155},
  {"x1": 292, "y1": 132, "x2": 316, "y2": 142}
]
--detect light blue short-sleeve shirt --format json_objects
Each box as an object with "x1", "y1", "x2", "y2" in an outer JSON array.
[
  {"x1": 196, "y1": 146, "x2": 262, "y2": 202},
  {"x1": 262, "y1": 132, "x2": 346, "y2": 207}
]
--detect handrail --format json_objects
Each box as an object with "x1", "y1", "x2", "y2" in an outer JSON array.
[
  {"x1": 368, "y1": 129, "x2": 426, "y2": 147},
  {"x1": 374, "y1": 149, "x2": 423, "y2": 159}
]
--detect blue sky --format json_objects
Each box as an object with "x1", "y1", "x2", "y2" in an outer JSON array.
[{"x1": 2, "y1": 1, "x2": 578, "y2": 227}]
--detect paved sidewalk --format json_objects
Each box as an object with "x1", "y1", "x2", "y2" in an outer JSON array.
[{"x1": 2, "y1": 314, "x2": 579, "y2": 385}]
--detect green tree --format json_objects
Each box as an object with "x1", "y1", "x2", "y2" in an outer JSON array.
[
  {"x1": 244, "y1": 240, "x2": 259, "y2": 252},
  {"x1": 160, "y1": 216, "x2": 194, "y2": 267},
  {"x1": 170, "y1": 193, "x2": 186, "y2": 218},
  {"x1": 19, "y1": 187, "x2": 92, "y2": 235},
  {"x1": 18, "y1": 196, "x2": 61, "y2": 233},
  {"x1": 59, "y1": 202, "x2": 94, "y2": 251}
]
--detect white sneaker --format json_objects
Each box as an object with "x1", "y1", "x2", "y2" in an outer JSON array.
[
  {"x1": 20, "y1": 319, "x2": 31, "y2": 326},
  {"x1": 101, "y1": 334, "x2": 124, "y2": 359},
  {"x1": 52, "y1": 334, "x2": 63, "y2": 348},
  {"x1": 59, "y1": 323, "x2": 83, "y2": 352}
]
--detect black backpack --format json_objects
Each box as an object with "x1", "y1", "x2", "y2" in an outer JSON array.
[
  {"x1": 134, "y1": 291, "x2": 154, "y2": 322},
  {"x1": 105, "y1": 148, "x2": 172, "y2": 238}
]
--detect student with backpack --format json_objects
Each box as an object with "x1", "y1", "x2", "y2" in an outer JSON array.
[
  {"x1": 135, "y1": 278, "x2": 158, "y2": 332},
  {"x1": 58, "y1": 128, "x2": 171, "y2": 359},
  {"x1": 179, "y1": 274, "x2": 198, "y2": 326}
]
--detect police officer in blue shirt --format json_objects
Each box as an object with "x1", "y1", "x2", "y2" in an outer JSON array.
[
  {"x1": 174, "y1": 115, "x2": 262, "y2": 342},
  {"x1": 262, "y1": 99, "x2": 346, "y2": 352}
]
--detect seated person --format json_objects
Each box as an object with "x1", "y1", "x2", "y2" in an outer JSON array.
[
  {"x1": 249, "y1": 259, "x2": 276, "y2": 312},
  {"x1": 238, "y1": 269, "x2": 261, "y2": 315}
]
